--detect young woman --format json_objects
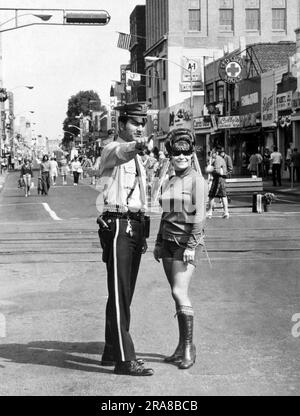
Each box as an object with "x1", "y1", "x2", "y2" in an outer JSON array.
[
  {"x1": 20, "y1": 158, "x2": 33, "y2": 197},
  {"x1": 49, "y1": 157, "x2": 59, "y2": 186},
  {"x1": 40, "y1": 155, "x2": 51, "y2": 195},
  {"x1": 206, "y1": 148, "x2": 230, "y2": 219},
  {"x1": 71, "y1": 156, "x2": 82, "y2": 186},
  {"x1": 153, "y1": 128, "x2": 207, "y2": 370},
  {"x1": 60, "y1": 156, "x2": 69, "y2": 185}
]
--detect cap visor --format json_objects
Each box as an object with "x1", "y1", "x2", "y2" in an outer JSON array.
[{"x1": 129, "y1": 116, "x2": 147, "y2": 124}]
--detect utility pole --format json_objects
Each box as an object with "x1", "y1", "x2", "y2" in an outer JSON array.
[{"x1": 0, "y1": 30, "x2": 4, "y2": 166}]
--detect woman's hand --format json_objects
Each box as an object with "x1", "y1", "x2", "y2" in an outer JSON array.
[
  {"x1": 153, "y1": 244, "x2": 162, "y2": 262},
  {"x1": 183, "y1": 248, "x2": 195, "y2": 264}
]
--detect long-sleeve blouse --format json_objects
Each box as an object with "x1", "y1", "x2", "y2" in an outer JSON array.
[{"x1": 20, "y1": 164, "x2": 33, "y2": 176}]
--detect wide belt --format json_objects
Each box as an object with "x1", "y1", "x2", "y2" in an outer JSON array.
[{"x1": 103, "y1": 211, "x2": 145, "y2": 221}]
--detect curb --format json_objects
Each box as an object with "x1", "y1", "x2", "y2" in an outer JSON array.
[
  {"x1": 264, "y1": 187, "x2": 300, "y2": 197},
  {"x1": 0, "y1": 172, "x2": 8, "y2": 193}
]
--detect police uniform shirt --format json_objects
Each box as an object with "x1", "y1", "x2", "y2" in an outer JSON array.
[{"x1": 99, "y1": 137, "x2": 147, "y2": 212}]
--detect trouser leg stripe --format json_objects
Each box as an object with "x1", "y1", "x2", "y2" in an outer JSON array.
[{"x1": 113, "y1": 219, "x2": 125, "y2": 361}]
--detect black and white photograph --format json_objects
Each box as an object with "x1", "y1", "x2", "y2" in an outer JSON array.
[{"x1": 0, "y1": 0, "x2": 300, "y2": 401}]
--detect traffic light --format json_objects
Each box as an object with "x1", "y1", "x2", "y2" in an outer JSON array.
[{"x1": 65, "y1": 11, "x2": 111, "y2": 25}]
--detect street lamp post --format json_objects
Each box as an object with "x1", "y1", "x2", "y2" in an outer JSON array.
[
  {"x1": 145, "y1": 56, "x2": 194, "y2": 131},
  {"x1": 0, "y1": 7, "x2": 111, "y2": 161}
]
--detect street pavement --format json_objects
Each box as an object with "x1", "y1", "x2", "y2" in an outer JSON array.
[{"x1": 0, "y1": 170, "x2": 300, "y2": 396}]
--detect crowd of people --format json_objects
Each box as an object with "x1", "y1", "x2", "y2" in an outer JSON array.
[
  {"x1": 16, "y1": 153, "x2": 97, "y2": 197},
  {"x1": 243, "y1": 144, "x2": 300, "y2": 186}
]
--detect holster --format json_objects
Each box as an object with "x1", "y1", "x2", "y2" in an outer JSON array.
[{"x1": 143, "y1": 215, "x2": 150, "y2": 239}]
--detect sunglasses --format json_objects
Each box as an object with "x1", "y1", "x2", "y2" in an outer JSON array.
[{"x1": 172, "y1": 149, "x2": 193, "y2": 157}]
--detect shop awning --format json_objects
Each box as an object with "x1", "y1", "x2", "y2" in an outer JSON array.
[{"x1": 291, "y1": 114, "x2": 300, "y2": 121}]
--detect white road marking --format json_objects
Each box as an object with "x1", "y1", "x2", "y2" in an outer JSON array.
[
  {"x1": 42, "y1": 203, "x2": 62, "y2": 221},
  {"x1": 0, "y1": 202, "x2": 62, "y2": 221}
]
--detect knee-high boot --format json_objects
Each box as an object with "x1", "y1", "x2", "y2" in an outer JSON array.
[
  {"x1": 164, "y1": 309, "x2": 185, "y2": 363},
  {"x1": 178, "y1": 309, "x2": 196, "y2": 370}
]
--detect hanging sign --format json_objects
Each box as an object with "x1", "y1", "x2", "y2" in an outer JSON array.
[
  {"x1": 219, "y1": 55, "x2": 244, "y2": 84},
  {"x1": 0, "y1": 88, "x2": 8, "y2": 102}
]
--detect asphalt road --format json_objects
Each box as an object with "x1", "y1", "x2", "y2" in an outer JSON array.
[{"x1": 0, "y1": 171, "x2": 300, "y2": 396}]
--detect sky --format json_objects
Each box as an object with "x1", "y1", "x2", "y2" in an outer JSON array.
[{"x1": 0, "y1": 0, "x2": 145, "y2": 140}]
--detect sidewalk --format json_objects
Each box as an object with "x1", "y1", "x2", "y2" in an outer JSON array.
[
  {"x1": 0, "y1": 171, "x2": 8, "y2": 193},
  {"x1": 263, "y1": 177, "x2": 300, "y2": 197}
]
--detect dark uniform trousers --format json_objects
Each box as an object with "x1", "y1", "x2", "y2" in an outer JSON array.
[{"x1": 99, "y1": 217, "x2": 145, "y2": 362}]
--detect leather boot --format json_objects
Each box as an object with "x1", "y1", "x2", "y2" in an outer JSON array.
[
  {"x1": 164, "y1": 312, "x2": 185, "y2": 363},
  {"x1": 178, "y1": 313, "x2": 196, "y2": 370}
]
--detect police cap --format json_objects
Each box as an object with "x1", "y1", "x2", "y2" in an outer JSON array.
[{"x1": 115, "y1": 101, "x2": 151, "y2": 124}]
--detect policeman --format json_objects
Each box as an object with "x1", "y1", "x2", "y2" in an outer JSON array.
[{"x1": 97, "y1": 102, "x2": 154, "y2": 376}]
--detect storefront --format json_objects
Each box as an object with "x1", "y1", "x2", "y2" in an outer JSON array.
[
  {"x1": 261, "y1": 69, "x2": 277, "y2": 150},
  {"x1": 193, "y1": 116, "x2": 211, "y2": 172},
  {"x1": 291, "y1": 91, "x2": 300, "y2": 150},
  {"x1": 276, "y1": 72, "x2": 297, "y2": 167}
]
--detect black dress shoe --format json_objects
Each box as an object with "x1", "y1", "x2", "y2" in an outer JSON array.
[
  {"x1": 114, "y1": 360, "x2": 154, "y2": 376},
  {"x1": 101, "y1": 355, "x2": 144, "y2": 367}
]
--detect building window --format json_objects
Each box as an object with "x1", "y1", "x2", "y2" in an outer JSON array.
[
  {"x1": 272, "y1": 8, "x2": 286, "y2": 30},
  {"x1": 219, "y1": 8, "x2": 233, "y2": 31},
  {"x1": 148, "y1": 69, "x2": 152, "y2": 88},
  {"x1": 163, "y1": 92, "x2": 167, "y2": 108},
  {"x1": 188, "y1": 0, "x2": 201, "y2": 31},
  {"x1": 162, "y1": 60, "x2": 166, "y2": 80},
  {"x1": 246, "y1": 9, "x2": 260, "y2": 30},
  {"x1": 217, "y1": 84, "x2": 224, "y2": 102},
  {"x1": 206, "y1": 84, "x2": 214, "y2": 104}
]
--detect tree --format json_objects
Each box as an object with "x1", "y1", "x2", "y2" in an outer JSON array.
[{"x1": 62, "y1": 90, "x2": 107, "y2": 149}]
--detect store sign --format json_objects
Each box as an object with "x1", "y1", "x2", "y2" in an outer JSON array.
[
  {"x1": 179, "y1": 81, "x2": 203, "y2": 92},
  {"x1": 262, "y1": 94, "x2": 275, "y2": 126},
  {"x1": 219, "y1": 55, "x2": 244, "y2": 84},
  {"x1": 168, "y1": 103, "x2": 193, "y2": 130},
  {"x1": 181, "y1": 57, "x2": 202, "y2": 82},
  {"x1": 241, "y1": 92, "x2": 259, "y2": 107},
  {"x1": 240, "y1": 113, "x2": 258, "y2": 128},
  {"x1": 193, "y1": 117, "x2": 211, "y2": 129},
  {"x1": 148, "y1": 109, "x2": 159, "y2": 132},
  {"x1": 276, "y1": 91, "x2": 293, "y2": 111},
  {"x1": 278, "y1": 115, "x2": 292, "y2": 128},
  {"x1": 0, "y1": 88, "x2": 8, "y2": 102},
  {"x1": 218, "y1": 116, "x2": 240, "y2": 129},
  {"x1": 292, "y1": 91, "x2": 300, "y2": 110}
]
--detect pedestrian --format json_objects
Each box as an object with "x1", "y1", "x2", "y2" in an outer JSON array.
[
  {"x1": 153, "y1": 128, "x2": 207, "y2": 370},
  {"x1": 81, "y1": 155, "x2": 93, "y2": 178},
  {"x1": 71, "y1": 156, "x2": 82, "y2": 186},
  {"x1": 91, "y1": 155, "x2": 101, "y2": 185},
  {"x1": 285, "y1": 142, "x2": 293, "y2": 181},
  {"x1": 40, "y1": 155, "x2": 51, "y2": 195},
  {"x1": 263, "y1": 147, "x2": 271, "y2": 177},
  {"x1": 218, "y1": 147, "x2": 233, "y2": 177},
  {"x1": 248, "y1": 151, "x2": 262, "y2": 177},
  {"x1": 20, "y1": 158, "x2": 33, "y2": 197},
  {"x1": 291, "y1": 148, "x2": 300, "y2": 183},
  {"x1": 49, "y1": 157, "x2": 59, "y2": 186},
  {"x1": 206, "y1": 148, "x2": 230, "y2": 219},
  {"x1": 1, "y1": 156, "x2": 8, "y2": 173},
  {"x1": 144, "y1": 151, "x2": 158, "y2": 198},
  {"x1": 218, "y1": 147, "x2": 233, "y2": 203},
  {"x1": 60, "y1": 156, "x2": 69, "y2": 185},
  {"x1": 97, "y1": 101, "x2": 154, "y2": 376},
  {"x1": 270, "y1": 146, "x2": 283, "y2": 186}
]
